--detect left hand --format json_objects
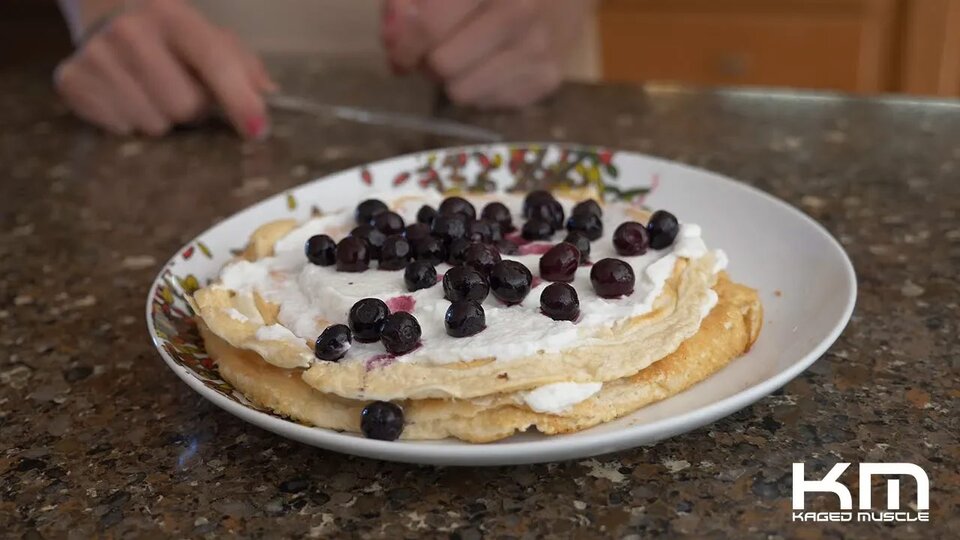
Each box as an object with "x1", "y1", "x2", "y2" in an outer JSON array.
[{"x1": 383, "y1": 0, "x2": 594, "y2": 108}]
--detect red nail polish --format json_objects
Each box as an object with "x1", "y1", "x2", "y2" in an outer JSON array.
[{"x1": 245, "y1": 116, "x2": 268, "y2": 140}]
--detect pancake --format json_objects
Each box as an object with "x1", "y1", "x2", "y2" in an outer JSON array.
[{"x1": 203, "y1": 274, "x2": 761, "y2": 442}]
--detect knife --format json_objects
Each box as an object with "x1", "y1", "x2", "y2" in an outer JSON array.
[{"x1": 266, "y1": 94, "x2": 503, "y2": 142}]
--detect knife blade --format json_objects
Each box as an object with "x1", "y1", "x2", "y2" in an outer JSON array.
[{"x1": 266, "y1": 94, "x2": 503, "y2": 142}]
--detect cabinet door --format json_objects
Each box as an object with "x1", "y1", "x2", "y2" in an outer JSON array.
[{"x1": 599, "y1": 0, "x2": 898, "y2": 93}]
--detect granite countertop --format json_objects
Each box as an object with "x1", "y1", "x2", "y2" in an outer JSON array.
[{"x1": 2, "y1": 59, "x2": 958, "y2": 538}]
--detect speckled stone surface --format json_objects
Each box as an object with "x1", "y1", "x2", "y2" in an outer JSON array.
[{"x1": 2, "y1": 59, "x2": 958, "y2": 538}]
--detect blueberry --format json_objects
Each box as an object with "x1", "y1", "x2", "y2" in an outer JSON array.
[
  {"x1": 438, "y1": 196, "x2": 476, "y2": 220},
  {"x1": 563, "y1": 232, "x2": 591, "y2": 264},
  {"x1": 522, "y1": 218, "x2": 554, "y2": 241},
  {"x1": 430, "y1": 213, "x2": 468, "y2": 244},
  {"x1": 488, "y1": 260, "x2": 533, "y2": 305},
  {"x1": 522, "y1": 190, "x2": 554, "y2": 218},
  {"x1": 372, "y1": 211, "x2": 405, "y2": 236},
  {"x1": 412, "y1": 236, "x2": 446, "y2": 265},
  {"x1": 647, "y1": 210, "x2": 680, "y2": 249},
  {"x1": 590, "y1": 258, "x2": 635, "y2": 298},
  {"x1": 416, "y1": 205, "x2": 437, "y2": 226},
  {"x1": 404, "y1": 260, "x2": 437, "y2": 292},
  {"x1": 404, "y1": 222, "x2": 431, "y2": 243},
  {"x1": 360, "y1": 401, "x2": 404, "y2": 441},
  {"x1": 466, "y1": 220, "x2": 494, "y2": 243},
  {"x1": 566, "y1": 212, "x2": 603, "y2": 241},
  {"x1": 379, "y1": 235, "x2": 412, "y2": 270},
  {"x1": 348, "y1": 298, "x2": 389, "y2": 342},
  {"x1": 442, "y1": 265, "x2": 489, "y2": 302},
  {"x1": 445, "y1": 300, "x2": 486, "y2": 337},
  {"x1": 481, "y1": 202, "x2": 514, "y2": 232},
  {"x1": 463, "y1": 243, "x2": 501, "y2": 276},
  {"x1": 527, "y1": 198, "x2": 565, "y2": 230},
  {"x1": 539, "y1": 243, "x2": 580, "y2": 282},
  {"x1": 336, "y1": 236, "x2": 370, "y2": 272},
  {"x1": 305, "y1": 234, "x2": 336, "y2": 266},
  {"x1": 380, "y1": 312, "x2": 421, "y2": 355},
  {"x1": 495, "y1": 239, "x2": 519, "y2": 255},
  {"x1": 612, "y1": 221, "x2": 649, "y2": 256},
  {"x1": 355, "y1": 199, "x2": 388, "y2": 226},
  {"x1": 314, "y1": 324, "x2": 351, "y2": 361},
  {"x1": 572, "y1": 199, "x2": 602, "y2": 219},
  {"x1": 540, "y1": 283, "x2": 580, "y2": 321},
  {"x1": 446, "y1": 237, "x2": 472, "y2": 265},
  {"x1": 350, "y1": 224, "x2": 386, "y2": 260}
]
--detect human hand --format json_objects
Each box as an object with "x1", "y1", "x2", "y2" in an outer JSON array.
[
  {"x1": 382, "y1": 0, "x2": 594, "y2": 108},
  {"x1": 54, "y1": 0, "x2": 276, "y2": 138}
]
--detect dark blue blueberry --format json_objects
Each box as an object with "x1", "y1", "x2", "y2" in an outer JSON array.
[
  {"x1": 314, "y1": 324, "x2": 351, "y2": 361},
  {"x1": 590, "y1": 258, "x2": 635, "y2": 298},
  {"x1": 305, "y1": 234, "x2": 336, "y2": 266},
  {"x1": 380, "y1": 312, "x2": 421, "y2": 355},
  {"x1": 540, "y1": 283, "x2": 580, "y2": 321},
  {"x1": 647, "y1": 210, "x2": 680, "y2": 249},
  {"x1": 442, "y1": 265, "x2": 489, "y2": 303},
  {"x1": 613, "y1": 221, "x2": 649, "y2": 256},
  {"x1": 539, "y1": 243, "x2": 580, "y2": 283},
  {"x1": 348, "y1": 298, "x2": 389, "y2": 342},
  {"x1": 404, "y1": 260, "x2": 437, "y2": 292},
  {"x1": 444, "y1": 300, "x2": 486, "y2": 337},
  {"x1": 360, "y1": 401, "x2": 404, "y2": 441},
  {"x1": 355, "y1": 199, "x2": 388, "y2": 226},
  {"x1": 336, "y1": 236, "x2": 370, "y2": 272},
  {"x1": 488, "y1": 260, "x2": 532, "y2": 305}
]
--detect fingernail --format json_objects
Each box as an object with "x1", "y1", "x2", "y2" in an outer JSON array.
[{"x1": 245, "y1": 115, "x2": 269, "y2": 140}]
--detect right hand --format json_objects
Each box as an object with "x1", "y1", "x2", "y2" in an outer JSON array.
[{"x1": 54, "y1": 0, "x2": 276, "y2": 138}]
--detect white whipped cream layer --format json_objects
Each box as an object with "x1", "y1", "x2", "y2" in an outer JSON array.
[
  {"x1": 521, "y1": 382, "x2": 603, "y2": 414},
  {"x1": 219, "y1": 191, "x2": 726, "y2": 369}
]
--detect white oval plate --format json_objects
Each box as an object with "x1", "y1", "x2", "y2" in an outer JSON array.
[{"x1": 147, "y1": 143, "x2": 856, "y2": 465}]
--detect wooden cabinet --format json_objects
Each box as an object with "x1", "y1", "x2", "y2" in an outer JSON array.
[{"x1": 598, "y1": 0, "x2": 960, "y2": 96}]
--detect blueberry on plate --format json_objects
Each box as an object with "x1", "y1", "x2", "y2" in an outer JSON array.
[
  {"x1": 566, "y1": 212, "x2": 603, "y2": 241},
  {"x1": 540, "y1": 283, "x2": 580, "y2": 321},
  {"x1": 446, "y1": 237, "x2": 472, "y2": 266},
  {"x1": 521, "y1": 218, "x2": 554, "y2": 241},
  {"x1": 463, "y1": 242, "x2": 502, "y2": 276},
  {"x1": 379, "y1": 312, "x2": 421, "y2": 355},
  {"x1": 539, "y1": 243, "x2": 580, "y2": 282},
  {"x1": 355, "y1": 199, "x2": 388, "y2": 226},
  {"x1": 372, "y1": 211, "x2": 405, "y2": 236},
  {"x1": 360, "y1": 401, "x2": 404, "y2": 441},
  {"x1": 444, "y1": 300, "x2": 486, "y2": 337},
  {"x1": 412, "y1": 236, "x2": 446, "y2": 265},
  {"x1": 488, "y1": 260, "x2": 533, "y2": 304},
  {"x1": 336, "y1": 236, "x2": 370, "y2": 272},
  {"x1": 404, "y1": 260, "x2": 437, "y2": 292},
  {"x1": 379, "y1": 235, "x2": 412, "y2": 270},
  {"x1": 403, "y1": 222, "x2": 431, "y2": 243},
  {"x1": 522, "y1": 190, "x2": 554, "y2": 218},
  {"x1": 466, "y1": 219, "x2": 494, "y2": 243},
  {"x1": 348, "y1": 298, "x2": 389, "y2": 342},
  {"x1": 647, "y1": 210, "x2": 680, "y2": 249},
  {"x1": 442, "y1": 265, "x2": 489, "y2": 302},
  {"x1": 305, "y1": 234, "x2": 336, "y2": 266},
  {"x1": 527, "y1": 197, "x2": 565, "y2": 230},
  {"x1": 430, "y1": 213, "x2": 468, "y2": 244},
  {"x1": 590, "y1": 258, "x2": 635, "y2": 298},
  {"x1": 572, "y1": 199, "x2": 602, "y2": 219},
  {"x1": 350, "y1": 224, "x2": 386, "y2": 260},
  {"x1": 314, "y1": 324, "x2": 351, "y2": 361},
  {"x1": 563, "y1": 232, "x2": 591, "y2": 264},
  {"x1": 416, "y1": 205, "x2": 437, "y2": 226},
  {"x1": 481, "y1": 202, "x2": 514, "y2": 232},
  {"x1": 612, "y1": 221, "x2": 649, "y2": 256},
  {"x1": 438, "y1": 196, "x2": 476, "y2": 220}
]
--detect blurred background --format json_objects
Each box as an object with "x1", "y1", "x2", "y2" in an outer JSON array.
[{"x1": 5, "y1": 0, "x2": 960, "y2": 97}]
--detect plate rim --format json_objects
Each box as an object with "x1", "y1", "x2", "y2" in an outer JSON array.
[{"x1": 145, "y1": 142, "x2": 857, "y2": 465}]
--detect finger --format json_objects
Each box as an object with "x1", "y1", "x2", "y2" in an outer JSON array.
[
  {"x1": 103, "y1": 14, "x2": 210, "y2": 125},
  {"x1": 389, "y1": 0, "x2": 484, "y2": 72},
  {"x1": 54, "y1": 58, "x2": 131, "y2": 134},
  {"x1": 78, "y1": 38, "x2": 170, "y2": 136},
  {"x1": 222, "y1": 30, "x2": 278, "y2": 93},
  {"x1": 159, "y1": 1, "x2": 269, "y2": 139},
  {"x1": 426, "y1": 0, "x2": 537, "y2": 81},
  {"x1": 445, "y1": 40, "x2": 527, "y2": 105},
  {"x1": 479, "y1": 63, "x2": 562, "y2": 109}
]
